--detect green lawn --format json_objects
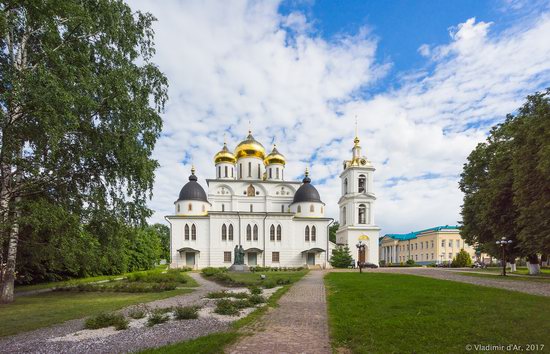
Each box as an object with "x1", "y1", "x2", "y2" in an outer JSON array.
[
  {"x1": 225, "y1": 270, "x2": 309, "y2": 286},
  {"x1": 456, "y1": 271, "x2": 550, "y2": 283},
  {"x1": 325, "y1": 272, "x2": 550, "y2": 354},
  {"x1": 471, "y1": 267, "x2": 550, "y2": 277},
  {"x1": 0, "y1": 288, "x2": 192, "y2": 337}
]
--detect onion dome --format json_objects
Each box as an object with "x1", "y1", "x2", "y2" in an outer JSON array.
[
  {"x1": 177, "y1": 167, "x2": 208, "y2": 202},
  {"x1": 264, "y1": 144, "x2": 286, "y2": 166},
  {"x1": 214, "y1": 142, "x2": 236, "y2": 164},
  {"x1": 292, "y1": 168, "x2": 323, "y2": 204},
  {"x1": 234, "y1": 130, "x2": 266, "y2": 159}
]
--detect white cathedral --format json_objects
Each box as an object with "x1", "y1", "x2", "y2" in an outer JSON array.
[{"x1": 167, "y1": 131, "x2": 380, "y2": 269}]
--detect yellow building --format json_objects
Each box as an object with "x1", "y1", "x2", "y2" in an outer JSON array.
[{"x1": 379, "y1": 226, "x2": 478, "y2": 265}]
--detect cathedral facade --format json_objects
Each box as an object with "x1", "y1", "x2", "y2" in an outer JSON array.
[{"x1": 167, "y1": 131, "x2": 379, "y2": 269}]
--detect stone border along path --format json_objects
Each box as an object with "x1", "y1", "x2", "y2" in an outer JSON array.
[
  {"x1": 371, "y1": 267, "x2": 550, "y2": 297},
  {"x1": 227, "y1": 270, "x2": 331, "y2": 354},
  {"x1": 0, "y1": 273, "x2": 240, "y2": 353}
]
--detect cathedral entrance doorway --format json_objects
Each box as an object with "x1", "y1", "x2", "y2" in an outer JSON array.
[
  {"x1": 185, "y1": 252, "x2": 196, "y2": 266},
  {"x1": 306, "y1": 253, "x2": 315, "y2": 265},
  {"x1": 358, "y1": 248, "x2": 366, "y2": 264},
  {"x1": 248, "y1": 252, "x2": 257, "y2": 266}
]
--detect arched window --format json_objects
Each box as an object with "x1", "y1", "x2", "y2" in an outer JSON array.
[
  {"x1": 246, "y1": 224, "x2": 252, "y2": 241},
  {"x1": 248, "y1": 162, "x2": 252, "y2": 177},
  {"x1": 297, "y1": 205, "x2": 301, "y2": 213},
  {"x1": 231, "y1": 168, "x2": 234, "y2": 177},
  {"x1": 257, "y1": 164, "x2": 261, "y2": 178},
  {"x1": 177, "y1": 204, "x2": 180, "y2": 213},
  {"x1": 224, "y1": 166, "x2": 228, "y2": 177},
  {"x1": 247, "y1": 184, "x2": 255, "y2": 196},
  {"x1": 191, "y1": 224, "x2": 196, "y2": 240},
  {"x1": 321, "y1": 206, "x2": 324, "y2": 214},
  {"x1": 358, "y1": 175, "x2": 366, "y2": 193},
  {"x1": 188, "y1": 203, "x2": 192, "y2": 211},
  {"x1": 281, "y1": 205, "x2": 284, "y2": 212},
  {"x1": 250, "y1": 204, "x2": 253, "y2": 212},
  {"x1": 277, "y1": 225, "x2": 282, "y2": 241},
  {"x1": 305, "y1": 226, "x2": 310, "y2": 241},
  {"x1": 228, "y1": 224, "x2": 234, "y2": 241},
  {"x1": 270, "y1": 225, "x2": 275, "y2": 241},
  {"x1": 222, "y1": 224, "x2": 227, "y2": 241},
  {"x1": 269, "y1": 168, "x2": 272, "y2": 179},
  {"x1": 222, "y1": 204, "x2": 225, "y2": 212},
  {"x1": 310, "y1": 204, "x2": 314, "y2": 212},
  {"x1": 218, "y1": 166, "x2": 221, "y2": 178},
  {"x1": 276, "y1": 168, "x2": 279, "y2": 179},
  {"x1": 311, "y1": 226, "x2": 316, "y2": 241},
  {"x1": 253, "y1": 225, "x2": 258, "y2": 241},
  {"x1": 184, "y1": 224, "x2": 189, "y2": 240},
  {"x1": 358, "y1": 204, "x2": 367, "y2": 224},
  {"x1": 239, "y1": 163, "x2": 242, "y2": 178},
  {"x1": 344, "y1": 178, "x2": 348, "y2": 194},
  {"x1": 342, "y1": 207, "x2": 346, "y2": 225}
]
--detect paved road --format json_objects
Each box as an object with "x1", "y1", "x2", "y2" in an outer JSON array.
[
  {"x1": 228, "y1": 270, "x2": 331, "y2": 354},
  {"x1": 371, "y1": 267, "x2": 550, "y2": 297}
]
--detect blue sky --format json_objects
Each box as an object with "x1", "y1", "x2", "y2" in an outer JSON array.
[{"x1": 129, "y1": 0, "x2": 550, "y2": 234}]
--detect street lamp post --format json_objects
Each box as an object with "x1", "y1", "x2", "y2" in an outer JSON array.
[
  {"x1": 356, "y1": 241, "x2": 366, "y2": 273},
  {"x1": 496, "y1": 237, "x2": 513, "y2": 276}
]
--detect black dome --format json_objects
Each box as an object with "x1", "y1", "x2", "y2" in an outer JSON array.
[
  {"x1": 177, "y1": 172, "x2": 208, "y2": 202},
  {"x1": 292, "y1": 175, "x2": 323, "y2": 204}
]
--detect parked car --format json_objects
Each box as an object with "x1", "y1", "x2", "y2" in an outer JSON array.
[
  {"x1": 471, "y1": 261, "x2": 487, "y2": 269},
  {"x1": 361, "y1": 262, "x2": 379, "y2": 269}
]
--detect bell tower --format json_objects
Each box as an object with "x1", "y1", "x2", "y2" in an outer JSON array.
[{"x1": 335, "y1": 129, "x2": 380, "y2": 265}]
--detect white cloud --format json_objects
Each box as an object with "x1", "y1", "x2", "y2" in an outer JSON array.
[{"x1": 128, "y1": 1, "x2": 550, "y2": 234}]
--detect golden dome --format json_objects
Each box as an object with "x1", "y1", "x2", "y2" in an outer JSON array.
[
  {"x1": 214, "y1": 142, "x2": 236, "y2": 164},
  {"x1": 234, "y1": 131, "x2": 266, "y2": 159},
  {"x1": 264, "y1": 145, "x2": 286, "y2": 165}
]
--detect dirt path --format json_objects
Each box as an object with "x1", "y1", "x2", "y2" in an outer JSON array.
[{"x1": 227, "y1": 270, "x2": 331, "y2": 354}]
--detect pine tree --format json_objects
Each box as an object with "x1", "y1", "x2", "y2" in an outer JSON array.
[{"x1": 330, "y1": 246, "x2": 353, "y2": 268}]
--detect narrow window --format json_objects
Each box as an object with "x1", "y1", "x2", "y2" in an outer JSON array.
[
  {"x1": 250, "y1": 204, "x2": 253, "y2": 212},
  {"x1": 225, "y1": 166, "x2": 228, "y2": 177},
  {"x1": 224, "y1": 252, "x2": 231, "y2": 262},
  {"x1": 257, "y1": 164, "x2": 260, "y2": 178},
  {"x1": 456, "y1": 240, "x2": 460, "y2": 248},
  {"x1": 321, "y1": 206, "x2": 324, "y2": 213},
  {"x1": 222, "y1": 224, "x2": 227, "y2": 241},
  {"x1": 188, "y1": 203, "x2": 192, "y2": 211},
  {"x1": 269, "y1": 168, "x2": 272, "y2": 179},
  {"x1": 358, "y1": 204, "x2": 366, "y2": 224},
  {"x1": 231, "y1": 168, "x2": 234, "y2": 177},
  {"x1": 277, "y1": 225, "x2": 282, "y2": 241},
  {"x1": 441, "y1": 240, "x2": 445, "y2": 247},
  {"x1": 222, "y1": 204, "x2": 225, "y2": 212},
  {"x1": 202, "y1": 205, "x2": 205, "y2": 212},
  {"x1": 184, "y1": 224, "x2": 189, "y2": 240},
  {"x1": 305, "y1": 226, "x2": 310, "y2": 241},
  {"x1": 248, "y1": 162, "x2": 251, "y2": 177},
  {"x1": 228, "y1": 224, "x2": 234, "y2": 241},
  {"x1": 344, "y1": 178, "x2": 348, "y2": 194},
  {"x1": 311, "y1": 226, "x2": 316, "y2": 241},
  {"x1": 342, "y1": 207, "x2": 346, "y2": 225},
  {"x1": 239, "y1": 164, "x2": 242, "y2": 178},
  {"x1": 449, "y1": 240, "x2": 452, "y2": 247},
  {"x1": 253, "y1": 225, "x2": 258, "y2": 241},
  {"x1": 270, "y1": 225, "x2": 275, "y2": 241},
  {"x1": 310, "y1": 204, "x2": 314, "y2": 212},
  {"x1": 276, "y1": 168, "x2": 279, "y2": 179},
  {"x1": 218, "y1": 166, "x2": 221, "y2": 178},
  {"x1": 297, "y1": 205, "x2": 301, "y2": 213},
  {"x1": 246, "y1": 225, "x2": 252, "y2": 241},
  {"x1": 177, "y1": 204, "x2": 180, "y2": 213},
  {"x1": 272, "y1": 252, "x2": 280, "y2": 263},
  {"x1": 358, "y1": 175, "x2": 366, "y2": 193},
  {"x1": 191, "y1": 224, "x2": 196, "y2": 240},
  {"x1": 281, "y1": 205, "x2": 284, "y2": 212}
]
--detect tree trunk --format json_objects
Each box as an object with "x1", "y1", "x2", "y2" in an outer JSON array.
[
  {"x1": 0, "y1": 215, "x2": 19, "y2": 303},
  {"x1": 527, "y1": 254, "x2": 540, "y2": 275}
]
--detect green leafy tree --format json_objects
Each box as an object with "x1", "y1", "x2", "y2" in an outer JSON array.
[
  {"x1": 329, "y1": 222, "x2": 339, "y2": 243},
  {"x1": 0, "y1": 0, "x2": 167, "y2": 302},
  {"x1": 151, "y1": 223, "x2": 170, "y2": 262},
  {"x1": 330, "y1": 246, "x2": 353, "y2": 268},
  {"x1": 451, "y1": 249, "x2": 473, "y2": 268}
]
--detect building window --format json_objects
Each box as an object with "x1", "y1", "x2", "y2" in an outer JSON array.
[
  {"x1": 415, "y1": 255, "x2": 418, "y2": 260},
  {"x1": 310, "y1": 204, "x2": 314, "y2": 212},
  {"x1": 257, "y1": 164, "x2": 261, "y2": 178},
  {"x1": 253, "y1": 225, "x2": 258, "y2": 241},
  {"x1": 431, "y1": 253, "x2": 434, "y2": 259},
  {"x1": 218, "y1": 166, "x2": 221, "y2": 178},
  {"x1": 184, "y1": 224, "x2": 189, "y2": 240},
  {"x1": 311, "y1": 226, "x2": 316, "y2": 241},
  {"x1": 246, "y1": 225, "x2": 251, "y2": 241},
  {"x1": 272, "y1": 252, "x2": 280, "y2": 263},
  {"x1": 321, "y1": 206, "x2": 323, "y2": 213},
  {"x1": 305, "y1": 226, "x2": 310, "y2": 241},
  {"x1": 202, "y1": 205, "x2": 205, "y2": 212},
  {"x1": 248, "y1": 162, "x2": 251, "y2": 177},
  {"x1": 270, "y1": 225, "x2": 275, "y2": 241},
  {"x1": 228, "y1": 224, "x2": 234, "y2": 241},
  {"x1": 225, "y1": 166, "x2": 228, "y2": 177},
  {"x1": 358, "y1": 174, "x2": 366, "y2": 193},
  {"x1": 177, "y1": 204, "x2": 180, "y2": 213},
  {"x1": 421, "y1": 242, "x2": 423, "y2": 249},
  {"x1": 247, "y1": 184, "x2": 255, "y2": 196},
  {"x1": 277, "y1": 225, "x2": 282, "y2": 241},
  {"x1": 415, "y1": 243, "x2": 418, "y2": 250},
  {"x1": 224, "y1": 252, "x2": 231, "y2": 263},
  {"x1": 281, "y1": 205, "x2": 284, "y2": 212},
  {"x1": 297, "y1": 205, "x2": 301, "y2": 213},
  {"x1": 188, "y1": 203, "x2": 192, "y2": 211},
  {"x1": 456, "y1": 240, "x2": 461, "y2": 248},
  {"x1": 342, "y1": 206, "x2": 346, "y2": 225},
  {"x1": 191, "y1": 224, "x2": 196, "y2": 240},
  {"x1": 222, "y1": 224, "x2": 227, "y2": 241},
  {"x1": 269, "y1": 168, "x2": 272, "y2": 179},
  {"x1": 231, "y1": 168, "x2": 234, "y2": 177},
  {"x1": 449, "y1": 252, "x2": 452, "y2": 259},
  {"x1": 441, "y1": 240, "x2": 445, "y2": 247},
  {"x1": 239, "y1": 163, "x2": 242, "y2": 178},
  {"x1": 431, "y1": 240, "x2": 434, "y2": 248},
  {"x1": 250, "y1": 204, "x2": 253, "y2": 212},
  {"x1": 344, "y1": 178, "x2": 348, "y2": 194},
  {"x1": 222, "y1": 204, "x2": 225, "y2": 212},
  {"x1": 276, "y1": 168, "x2": 279, "y2": 179},
  {"x1": 448, "y1": 240, "x2": 452, "y2": 247}
]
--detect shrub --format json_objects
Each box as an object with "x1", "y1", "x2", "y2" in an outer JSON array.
[
  {"x1": 85, "y1": 312, "x2": 128, "y2": 330},
  {"x1": 451, "y1": 249, "x2": 473, "y2": 267},
  {"x1": 126, "y1": 269, "x2": 188, "y2": 284},
  {"x1": 206, "y1": 291, "x2": 248, "y2": 299},
  {"x1": 173, "y1": 305, "x2": 200, "y2": 320},
  {"x1": 233, "y1": 299, "x2": 252, "y2": 309},
  {"x1": 249, "y1": 286, "x2": 262, "y2": 295},
  {"x1": 147, "y1": 311, "x2": 170, "y2": 327},
  {"x1": 128, "y1": 304, "x2": 149, "y2": 319},
  {"x1": 276, "y1": 278, "x2": 291, "y2": 285},
  {"x1": 406, "y1": 259, "x2": 415, "y2": 266},
  {"x1": 262, "y1": 280, "x2": 276, "y2": 289},
  {"x1": 330, "y1": 246, "x2": 354, "y2": 268},
  {"x1": 248, "y1": 294, "x2": 266, "y2": 305},
  {"x1": 202, "y1": 267, "x2": 227, "y2": 277},
  {"x1": 214, "y1": 299, "x2": 240, "y2": 316}
]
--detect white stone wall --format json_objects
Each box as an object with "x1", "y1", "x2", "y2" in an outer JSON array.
[{"x1": 174, "y1": 200, "x2": 210, "y2": 216}]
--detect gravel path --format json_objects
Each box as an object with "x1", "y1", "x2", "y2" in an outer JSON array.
[
  {"x1": 371, "y1": 267, "x2": 550, "y2": 297},
  {"x1": 227, "y1": 270, "x2": 331, "y2": 354},
  {"x1": 0, "y1": 273, "x2": 232, "y2": 354}
]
